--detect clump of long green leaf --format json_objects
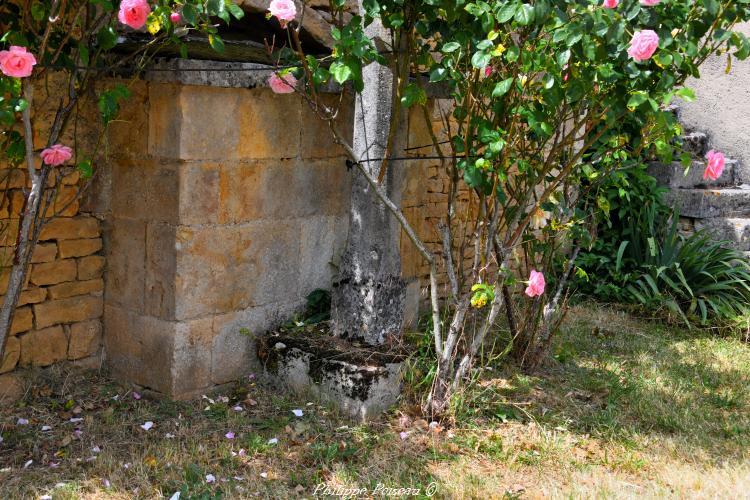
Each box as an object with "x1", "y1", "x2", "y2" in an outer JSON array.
[
  {"x1": 577, "y1": 164, "x2": 750, "y2": 326},
  {"x1": 625, "y1": 213, "x2": 750, "y2": 325}
]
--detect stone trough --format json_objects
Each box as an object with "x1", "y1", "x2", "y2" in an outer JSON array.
[{"x1": 257, "y1": 331, "x2": 405, "y2": 421}]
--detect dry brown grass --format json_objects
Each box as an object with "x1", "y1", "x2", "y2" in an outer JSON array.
[{"x1": 1, "y1": 303, "x2": 749, "y2": 499}]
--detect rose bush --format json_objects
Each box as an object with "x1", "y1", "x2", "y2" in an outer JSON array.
[{"x1": 279, "y1": 0, "x2": 750, "y2": 414}]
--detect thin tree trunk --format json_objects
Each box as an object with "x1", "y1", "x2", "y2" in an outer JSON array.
[{"x1": 0, "y1": 82, "x2": 47, "y2": 361}]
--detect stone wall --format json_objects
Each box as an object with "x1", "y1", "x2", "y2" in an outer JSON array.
[
  {"x1": 0, "y1": 167, "x2": 104, "y2": 376},
  {"x1": 0, "y1": 65, "x2": 464, "y2": 400},
  {"x1": 92, "y1": 74, "x2": 359, "y2": 398}
]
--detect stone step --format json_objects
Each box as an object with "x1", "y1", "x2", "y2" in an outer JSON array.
[
  {"x1": 648, "y1": 159, "x2": 739, "y2": 189},
  {"x1": 665, "y1": 187, "x2": 750, "y2": 219},
  {"x1": 679, "y1": 131, "x2": 709, "y2": 157},
  {"x1": 693, "y1": 217, "x2": 750, "y2": 251}
]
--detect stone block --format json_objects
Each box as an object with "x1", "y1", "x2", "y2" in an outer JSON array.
[
  {"x1": 0, "y1": 335, "x2": 20, "y2": 373},
  {"x1": 298, "y1": 215, "x2": 348, "y2": 295},
  {"x1": 178, "y1": 86, "x2": 242, "y2": 160},
  {"x1": 106, "y1": 80, "x2": 149, "y2": 159},
  {"x1": 6, "y1": 190, "x2": 25, "y2": 217},
  {"x1": 148, "y1": 83, "x2": 183, "y2": 159},
  {"x1": 0, "y1": 267, "x2": 31, "y2": 295},
  {"x1": 19, "y1": 326, "x2": 67, "y2": 367},
  {"x1": 294, "y1": 159, "x2": 351, "y2": 217},
  {"x1": 68, "y1": 319, "x2": 102, "y2": 360},
  {"x1": 61, "y1": 169, "x2": 80, "y2": 185},
  {"x1": 105, "y1": 218, "x2": 145, "y2": 312},
  {"x1": 218, "y1": 159, "x2": 350, "y2": 224},
  {"x1": 58, "y1": 238, "x2": 102, "y2": 258},
  {"x1": 10, "y1": 307, "x2": 34, "y2": 335},
  {"x1": 34, "y1": 295, "x2": 103, "y2": 329},
  {"x1": 78, "y1": 255, "x2": 105, "y2": 280},
  {"x1": 0, "y1": 168, "x2": 26, "y2": 189},
  {"x1": 30, "y1": 259, "x2": 77, "y2": 286},
  {"x1": 174, "y1": 220, "x2": 301, "y2": 319},
  {"x1": 48, "y1": 278, "x2": 104, "y2": 300},
  {"x1": 171, "y1": 317, "x2": 214, "y2": 396},
  {"x1": 104, "y1": 305, "x2": 174, "y2": 394},
  {"x1": 52, "y1": 185, "x2": 79, "y2": 217},
  {"x1": 665, "y1": 188, "x2": 750, "y2": 219},
  {"x1": 218, "y1": 161, "x2": 269, "y2": 223},
  {"x1": 17, "y1": 287, "x2": 47, "y2": 306},
  {"x1": 647, "y1": 160, "x2": 738, "y2": 189},
  {"x1": 299, "y1": 94, "x2": 354, "y2": 159},
  {"x1": 179, "y1": 163, "x2": 220, "y2": 225},
  {"x1": 694, "y1": 218, "x2": 750, "y2": 251},
  {"x1": 111, "y1": 158, "x2": 179, "y2": 223},
  {"x1": 235, "y1": 88, "x2": 301, "y2": 160},
  {"x1": 211, "y1": 301, "x2": 300, "y2": 385},
  {"x1": 145, "y1": 223, "x2": 176, "y2": 319},
  {"x1": 31, "y1": 243, "x2": 58, "y2": 263},
  {"x1": 39, "y1": 216, "x2": 99, "y2": 241},
  {"x1": 0, "y1": 220, "x2": 19, "y2": 248}
]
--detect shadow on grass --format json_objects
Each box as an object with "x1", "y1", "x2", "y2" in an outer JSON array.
[{"x1": 474, "y1": 304, "x2": 750, "y2": 461}]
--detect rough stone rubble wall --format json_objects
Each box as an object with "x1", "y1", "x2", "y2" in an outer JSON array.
[{"x1": 0, "y1": 78, "x2": 104, "y2": 380}]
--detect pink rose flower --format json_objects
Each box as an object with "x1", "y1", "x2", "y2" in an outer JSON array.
[
  {"x1": 40, "y1": 144, "x2": 73, "y2": 166},
  {"x1": 170, "y1": 12, "x2": 181, "y2": 24},
  {"x1": 704, "y1": 150, "x2": 725, "y2": 181},
  {"x1": 118, "y1": 0, "x2": 151, "y2": 30},
  {"x1": 269, "y1": 0, "x2": 296, "y2": 27},
  {"x1": 640, "y1": 0, "x2": 660, "y2": 5},
  {"x1": 525, "y1": 270, "x2": 545, "y2": 298},
  {"x1": 0, "y1": 46, "x2": 37, "y2": 78},
  {"x1": 268, "y1": 72, "x2": 297, "y2": 94},
  {"x1": 627, "y1": 30, "x2": 659, "y2": 62},
  {"x1": 603, "y1": 0, "x2": 619, "y2": 8}
]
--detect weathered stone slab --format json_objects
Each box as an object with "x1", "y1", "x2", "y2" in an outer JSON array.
[
  {"x1": 680, "y1": 131, "x2": 709, "y2": 157},
  {"x1": 647, "y1": 159, "x2": 739, "y2": 189},
  {"x1": 48, "y1": 278, "x2": 103, "y2": 300},
  {"x1": 19, "y1": 326, "x2": 67, "y2": 367},
  {"x1": 34, "y1": 295, "x2": 103, "y2": 329},
  {"x1": 78, "y1": 255, "x2": 105, "y2": 280},
  {"x1": 39, "y1": 217, "x2": 99, "y2": 241},
  {"x1": 259, "y1": 334, "x2": 404, "y2": 421},
  {"x1": 68, "y1": 319, "x2": 102, "y2": 360},
  {"x1": 694, "y1": 217, "x2": 750, "y2": 251},
  {"x1": 58, "y1": 238, "x2": 102, "y2": 258},
  {"x1": 30, "y1": 259, "x2": 77, "y2": 286},
  {"x1": 665, "y1": 188, "x2": 750, "y2": 218}
]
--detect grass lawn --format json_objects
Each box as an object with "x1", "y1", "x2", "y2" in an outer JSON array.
[{"x1": 1, "y1": 303, "x2": 749, "y2": 499}]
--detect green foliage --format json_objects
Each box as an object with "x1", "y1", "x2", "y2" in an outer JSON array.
[
  {"x1": 625, "y1": 218, "x2": 750, "y2": 325},
  {"x1": 576, "y1": 165, "x2": 750, "y2": 325}
]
